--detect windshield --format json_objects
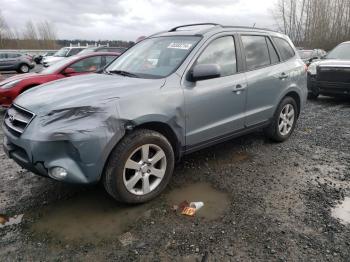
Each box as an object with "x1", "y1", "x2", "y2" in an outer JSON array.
[
  {"x1": 54, "y1": 47, "x2": 70, "y2": 57},
  {"x1": 78, "y1": 47, "x2": 96, "y2": 55},
  {"x1": 106, "y1": 36, "x2": 201, "y2": 78},
  {"x1": 326, "y1": 43, "x2": 350, "y2": 59},
  {"x1": 41, "y1": 56, "x2": 77, "y2": 74},
  {"x1": 298, "y1": 50, "x2": 313, "y2": 59}
]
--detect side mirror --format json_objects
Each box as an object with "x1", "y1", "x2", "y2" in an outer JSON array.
[
  {"x1": 63, "y1": 67, "x2": 76, "y2": 75},
  {"x1": 190, "y1": 64, "x2": 221, "y2": 82}
]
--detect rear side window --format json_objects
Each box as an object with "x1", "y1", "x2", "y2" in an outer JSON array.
[
  {"x1": 272, "y1": 37, "x2": 295, "y2": 61},
  {"x1": 241, "y1": 35, "x2": 270, "y2": 70},
  {"x1": 0, "y1": 53, "x2": 7, "y2": 59},
  {"x1": 266, "y1": 38, "x2": 280, "y2": 64},
  {"x1": 196, "y1": 36, "x2": 237, "y2": 77},
  {"x1": 7, "y1": 53, "x2": 21, "y2": 58}
]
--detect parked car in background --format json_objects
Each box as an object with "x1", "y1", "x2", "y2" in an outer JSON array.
[
  {"x1": 42, "y1": 47, "x2": 86, "y2": 67},
  {"x1": 298, "y1": 49, "x2": 320, "y2": 66},
  {"x1": 0, "y1": 52, "x2": 35, "y2": 73},
  {"x1": 308, "y1": 41, "x2": 350, "y2": 99},
  {"x1": 78, "y1": 46, "x2": 126, "y2": 55},
  {"x1": 0, "y1": 52, "x2": 119, "y2": 107},
  {"x1": 3, "y1": 24, "x2": 307, "y2": 204},
  {"x1": 33, "y1": 51, "x2": 57, "y2": 64}
]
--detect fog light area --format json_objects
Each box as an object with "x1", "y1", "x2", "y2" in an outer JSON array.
[{"x1": 49, "y1": 167, "x2": 68, "y2": 180}]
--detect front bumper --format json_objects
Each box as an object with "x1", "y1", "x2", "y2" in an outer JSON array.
[
  {"x1": 309, "y1": 76, "x2": 350, "y2": 96},
  {"x1": 2, "y1": 107, "x2": 125, "y2": 184}
]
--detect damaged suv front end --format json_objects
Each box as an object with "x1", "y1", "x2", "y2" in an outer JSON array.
[{"x1": 3, "y1": 99, "x2": 124, "y2": 184}]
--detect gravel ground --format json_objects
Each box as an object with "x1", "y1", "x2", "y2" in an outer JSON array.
[{"x1": 0, "y1": 95, "x2": 350, "y2": 261}]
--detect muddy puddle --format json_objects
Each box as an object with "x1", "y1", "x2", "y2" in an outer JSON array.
[
  {"x1": 332, "y1": 197, "x2": 350, "y2": 225},
  {"x1": 29, "y1": 189, "x2": 150, "y2": 244},
  {"x1": 26, "y1": 182, "x2": 229, "y2": 244},
  {"x1": 166, "y1": 182, "x2": 230, "y2": 220}
]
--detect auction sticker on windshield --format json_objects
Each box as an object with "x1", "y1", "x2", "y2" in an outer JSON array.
[{"x1": 168, "y1": 42, "x2": 193, "y2": 50}]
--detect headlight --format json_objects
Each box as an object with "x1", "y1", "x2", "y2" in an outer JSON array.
[
  {"x1": 0, "y1": 80, "x2": 21, "y2": 89},
  {"x1": 308, "y1": 63, "x2": 317, "y2": 75}
]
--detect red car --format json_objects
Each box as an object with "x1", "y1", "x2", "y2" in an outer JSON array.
[{"x1": 0, "y1": 52, "x2": 119, "y2": 107}]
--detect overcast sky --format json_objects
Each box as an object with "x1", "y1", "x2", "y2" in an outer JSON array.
[{"x1": 1, "y1": 0, "x2": 277, "y2": 41}]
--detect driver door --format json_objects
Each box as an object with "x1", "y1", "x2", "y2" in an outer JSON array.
[{"x1": 183, "y1": 36, "x2": 247, "y2": 148}]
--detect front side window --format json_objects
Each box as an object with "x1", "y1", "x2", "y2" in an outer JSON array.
[
  {"x1": 69, "y1": 56, "x2": 102, "y2": 72},
  {"x1": 106, "y1": 36, "x2": 201, "y2": 78},
  {"x1": 273, "y1": 37, "x2": 295, "y2": 61},
  {"x1": 196, "y1": 36, "x2": 237, "y2": 77},
  {"x1": 242, "y1": 35, "x2": 271, "y2": 70}
]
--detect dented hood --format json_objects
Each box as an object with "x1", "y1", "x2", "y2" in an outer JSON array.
[{"x1": 14, "y1": 73, "x2": 166, "y2": 115}]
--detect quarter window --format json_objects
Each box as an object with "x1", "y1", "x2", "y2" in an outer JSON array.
[
  {"x1": 241, "y1": 35, "x2": 270, "y2": 70},
  {"x1": 272, "y1": 37, "x2": 295, "y2": 61},
  {"x1": 196, "y1": 36, "x2": 237, "y2": 77}
]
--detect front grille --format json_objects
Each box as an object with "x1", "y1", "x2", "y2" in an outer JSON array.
[
  {"x1": 4, "y1": 104, "x2": 35, "y2": 136},
  {"x1": 317, "y1": 67, "x2": 350, "y2": 82}
]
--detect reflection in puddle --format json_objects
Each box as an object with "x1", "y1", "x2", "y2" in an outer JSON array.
[
  {"x1": 30, "y1": 189, "x2": 150, "y2": 243},
  {"x1": 0, "y1": 214, "x2": 23, "y2": 228},
  {"x1": 166, "y1": 182, "x2": 230, "y2": 220},
  {"x1": 332, "y1": 197, "x2": 350, "y2": 225}
]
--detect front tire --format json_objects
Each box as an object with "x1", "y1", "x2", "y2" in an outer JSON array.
[
  {"x1": 103, "y1": 129, "x2": 175, "y2": 203},
  {"x1": 264, "y1": 96, "x2": 298, "y2": 142}
]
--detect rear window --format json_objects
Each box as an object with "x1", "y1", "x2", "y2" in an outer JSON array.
[
  {"x1": 273, "y1": 37, "x2": 295, "y2": 61},
  {"x1": 241, "y1": 35, "x2": 271, "y2": 70}
]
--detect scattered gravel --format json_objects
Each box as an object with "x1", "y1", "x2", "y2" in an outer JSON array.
[{"x1": 0, "y1": 96, "x2": 350, "y2": 261}]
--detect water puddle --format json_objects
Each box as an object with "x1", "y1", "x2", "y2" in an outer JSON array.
[
  {"x1": 28, "y1": 182, "x2": 230, "y2": 244},
  {"x1": 332, "y1": 197, "x2": 350, "y2": 225},
  {"x1": 166, "y1": 182, "x2": 230, "y2": 220},
  {"x1": 29, "y1": 188, "x2": 150, "y2": 243},
  {"x1": 0, "y1": 214, "x2": 23, "y2": 228}
]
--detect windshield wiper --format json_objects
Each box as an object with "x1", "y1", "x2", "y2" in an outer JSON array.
[{"x1": 106, "y1": 70, "x2": 140, "y2": 78}]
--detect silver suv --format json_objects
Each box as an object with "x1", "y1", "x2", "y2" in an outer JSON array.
[
  {"x1": 0, "y1": 52, "x2": 35, "y2": 73},
  {"x1": 3, "y1": 24, "x2": 307, "y2": 203}
]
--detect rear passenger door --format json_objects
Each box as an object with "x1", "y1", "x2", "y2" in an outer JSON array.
[{"x1": 240, "y1": 35, "x2": 287, "y2": 127}]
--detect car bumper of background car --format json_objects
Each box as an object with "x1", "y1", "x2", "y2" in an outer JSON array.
[
  {"x1": 0, "y1": 90, "x2": 15, "y2": 107},
  {"x1": 310, "y1": 78, "x2": 350, "y2": 96}
]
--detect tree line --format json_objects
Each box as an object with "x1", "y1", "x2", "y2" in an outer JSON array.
[
  {"x1": 0, "y1": 11, "x2": 133, "y2": 50},
  {"x1": 274, "y1": 0, "x2": 350, "y2": 50}
]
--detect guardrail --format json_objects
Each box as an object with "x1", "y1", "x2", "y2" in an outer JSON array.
[{"x1": 0, "y1": 49, "x2": 58, "y2": 55}]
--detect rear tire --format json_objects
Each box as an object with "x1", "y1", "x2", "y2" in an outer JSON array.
[
  {"x1": 264, "y1": 96, "x2": 298, "y2": 142},
  {"x1": 17, "y1": 64, "x2": 30, "y2": 73},
  {"x1": 103, "y1": 129, "x2": 175, "y2": 203}
]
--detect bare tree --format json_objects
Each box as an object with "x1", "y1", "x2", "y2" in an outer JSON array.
[
  {"x1": 37, "y1": 20, "x2": 57, "y2": 49},
  {"x1": 274, "y1": 0, "x2": 350, "y2": 50}
]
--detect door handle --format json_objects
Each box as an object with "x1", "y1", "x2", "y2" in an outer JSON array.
[
  {"x1": 279, "y1": 73, "x2": 289, "y2": 80},
  {"x1": 232, "y1": 84, "x2": 246, "y2": 93}
]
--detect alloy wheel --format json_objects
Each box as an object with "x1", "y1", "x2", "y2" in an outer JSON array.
[
  {"x1": 278, "y1": 103, "x2": 295, "y2": 136},
  {"x1": 123, "y1": 144, "x2": 167, "y2": 196}
]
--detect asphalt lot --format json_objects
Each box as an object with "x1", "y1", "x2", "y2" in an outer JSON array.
[{"x1": 0, "y1": 71, "x2": 350, "y2": 261}]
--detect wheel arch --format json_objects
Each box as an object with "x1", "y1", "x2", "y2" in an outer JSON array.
[
  {"x1": 134, "y1": 121, "x2": 182, "y2": 161},
  {"x1": 283, "y1": 91, "x2": 301, "y2": 117}
]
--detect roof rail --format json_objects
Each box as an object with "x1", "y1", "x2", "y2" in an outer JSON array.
[
  {"x1": 169, "y1": 23, "x2": 221, "y2": 32},
  {"x1": 222, "y1": 25, "x2": 280, "y2": 33}
]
